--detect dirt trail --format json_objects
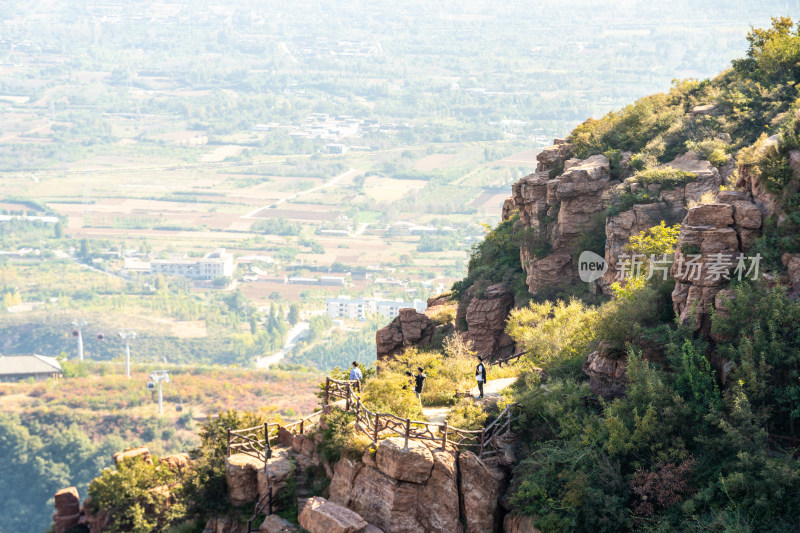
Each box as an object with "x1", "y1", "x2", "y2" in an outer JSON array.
[{"x1": 422, "y1": 377, "x2": 517, "y2": 424}]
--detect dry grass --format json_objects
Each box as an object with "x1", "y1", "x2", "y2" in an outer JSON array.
[{"x1": 687, "y1": 190, "x2": 717, "y2": 209}]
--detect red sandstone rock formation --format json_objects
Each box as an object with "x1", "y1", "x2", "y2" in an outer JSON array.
[
  {"x1": 53, "y1": 487, "x2": 81, "y2": 533},
  {"x1": 375, "y1": 308, "x2": 434, "y2": 360},
  {"x1": 670, "y1": 200, "x2": 760, "y2": 335},
  {"x1": 112, "y1": 446, "x2": 153, "y2": 465},
  {"x1": 463, "y1": 283, "x2": 515, "y2": 359}
]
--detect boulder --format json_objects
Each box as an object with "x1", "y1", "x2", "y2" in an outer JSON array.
[
  {"x1": 464, "y1": 283, "x2": 515, "y2": 360},
  {"x1": 731, "y1": 201, "x2": 762, "y2": 229},
  {"x1": 225, "y1": 453, "x2": 264, "y2": 506},
  {"x1": 376, "y1": 437, "x2": 434, "y2": 484},
  {"x1": 535, "y1": 142, "x2": 571, "y2": 173},
  {"x1": 501, "y1": 197, "x2": 517, "y2": 221},
  {"x1": 684, "y1": 203, "x2": 733, "y2": 227},
  {"x1": 292, "y1": 433, "x2": 316, "y2": 457},
  {"x1": 54, "y1": 487, "x2": 80, "y2": 516},
  {"x1": 503, "y1": 513, "x2": 542, "y2": 533},
  {"x1": 583, "y1": 349, "x2": 628, "y2": 398},
  {"x1": 376, "y1": 308, "x2": 434, "y2": 360},
  {"x1": 53, "y1": 487, "x2": 81, "y2": 533},
  {"x1": 298, "y1": 496, "x2": 370, "y2": 533},
  {"x1": 459, "y1": 451, "x2": 507, "y2": 533},
  {"x1": 113, "y1": 446, "x2": 153, "y2": 466},
  {"x1": 159, "y1": 453, "x2": 190, "y2": 473},
  {"x1": 259, "y1": 514, "x2": 300, "y2": 533},
  {"x1": 257, "y1": 449, "x2": 295, "y2": 506},
  {"x1": 690, "y1": 103, "x2": 718, "y2": 116}
]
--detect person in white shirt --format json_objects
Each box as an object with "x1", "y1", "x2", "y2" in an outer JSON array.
[
  {"x1": 349, "y1": 361, "x2": 363, "y2": 392},
  {"x1": 475, "y1": 357, "x2": 486, "y2": 399}
]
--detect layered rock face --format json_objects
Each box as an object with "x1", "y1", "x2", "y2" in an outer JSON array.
[
  {"x1": 736, "y1": 134, "x2": 783, "y2": 222},
  {"x1": 601, "y1": 152, "x2": 724, "y2": 291},
  {"x1": 375, "y1": 308, "x2": 434, "y2": 360},
  {"x1": 376, "y1": 288, "x2": 515, "y2": 361},
  {"x1": 459, "y1": 451, "x2": 508, "y2": 533},
  {"x1": 511, "y1": 144, "x2": 614, "y2": 294},
  {"x1": 225, "y1": 447, "x2": 297, "y2": 509},
  {"x1": 456, "y1": 283, "x2": 516, "y2": 360},
  {"x1": 671, "y1": 197, "x2": 762, "y2": 335},
  {"x1": 329, "y1": 437, "x2": 463, "y2": 533}
]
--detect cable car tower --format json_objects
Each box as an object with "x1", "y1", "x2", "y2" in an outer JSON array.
[
  {"x1": 71, "y1": 319, "x2": 87, "y2": 361},
  {"x1": 119, "y1": 329, "x2": 136, "y2": 378},
  {"x1": 147, "y1": 370, "x2": 170, "y2": 415}
]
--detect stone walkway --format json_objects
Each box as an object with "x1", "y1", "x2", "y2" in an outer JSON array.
[{"x1": 422, "y1": 377, "x2": 517, "y2": 424}]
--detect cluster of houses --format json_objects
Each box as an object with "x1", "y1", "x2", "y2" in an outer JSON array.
[
  {"x1": 123, "y1": 248, "x2": 235, "y2": 281},
  {"x1": 252, "y1": 112, "x2": 411, "y2": 143},
  {"x1": 324, "y1": 295, "x2": 427, "y2": 320}
]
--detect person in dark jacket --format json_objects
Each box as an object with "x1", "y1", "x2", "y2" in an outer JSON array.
[
  {"x1": 403, "y1": 370, "x2": 413, "y2": 390},
  {"x1": 475, "y1": 357, "x2": 487, "y2": 399},
  {"x1": 414, "y1": 367, "x2": 426, "y2": 408}
]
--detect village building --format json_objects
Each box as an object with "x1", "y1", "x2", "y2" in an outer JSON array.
[{"x1": 0, "y1": 354, "x2": 62, "y2": 382}]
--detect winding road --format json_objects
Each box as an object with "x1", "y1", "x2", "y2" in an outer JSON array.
[
  {"x1": 255, "y1": 321, "x2": 310, "y2": 369},
  {"x1": 242, "y1": 168, "x2": 359, "y2": 218}
]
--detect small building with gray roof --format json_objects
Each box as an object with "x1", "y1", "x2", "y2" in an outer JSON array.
[{"x1": 0, "y1": 354, "x2": 62, "y2": 382}]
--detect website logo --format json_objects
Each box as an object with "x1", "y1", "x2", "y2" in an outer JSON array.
[{"x1": 578, "y1": 251, "x2": 607, "y2": 283}]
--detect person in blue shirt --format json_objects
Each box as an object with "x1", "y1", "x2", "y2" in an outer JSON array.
[{"x1": 349, "y1": 361, "x2": 363, "y2": 392}]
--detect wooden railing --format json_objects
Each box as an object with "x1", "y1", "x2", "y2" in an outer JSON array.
[
  {"x1": 227, "y1": 413, "x2": 325, "y2": 531},
  {"x1": 325, "y1": 378, "x2": 519, "y2": 459},
  {"x1": 227, "y1": 423, "x2": 278, "y2": 462},
  {"x1": 491, "y1": 350, "x2": 525, "y2": 367}
]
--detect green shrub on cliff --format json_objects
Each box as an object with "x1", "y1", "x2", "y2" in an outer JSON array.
[
  {"x1": 451, "y1": 213, "x2": 528, "y2": 300},
  {"x1": 88, "y1": 458, "x2": 185, "y2": 533}
]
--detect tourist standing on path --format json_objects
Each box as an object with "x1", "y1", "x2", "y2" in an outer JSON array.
[
  {"x1": 414, "y1": 367, "x2": 426, "y2": 409},
  {"x1": 349, "y1": 361, "x2": 362, "y2": 392},
  {"x1": 476, "y1": 357, "x2": 487, "y2": 399}
]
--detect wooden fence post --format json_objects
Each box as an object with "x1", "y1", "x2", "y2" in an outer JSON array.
[
  {"x1": 268, "y1": 485, "x2": 273, "y2": 516},
  {"x1": 404, "y1": 418, "x2": 411, "y2": 450},
  {"x1": 346, "y1": 385, "x2": 351, "y2": 411},
  {"x1": 226, "y1": 428, "x2": 231, "y2": 457},
  {"x1": 264, "y1": 423, "x2": 272, "y2": 460},
  {"x1": 325, "y1": 377, "x2": 330, "y2": 406},
  {"x1": 479, "y1": 428, "x2": 485, "y2": 457},
  {"x1": 441, "y1": 421, "x2": 448, "y2": 451},
  {"x1": 299, "y1": 419, "x2": 304, "y2": 435},
  {"x1": 373, "y1": 413, "x2": 380, "y2": 444}
]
